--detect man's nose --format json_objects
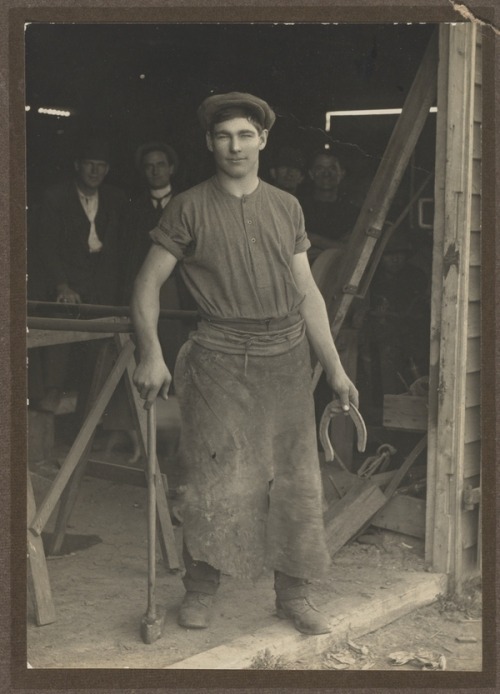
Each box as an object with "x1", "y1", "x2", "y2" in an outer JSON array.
[{"x1": 229, "y1": 137, "x2": 241, "y2": 152}]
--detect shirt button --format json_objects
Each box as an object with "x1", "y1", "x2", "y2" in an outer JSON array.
[
  {"x1": 251, "y1": 238, "x2": 256, "y2": 243},
  {"x1": 247, "y1": 219, "x2": 253, "y2": 225}
]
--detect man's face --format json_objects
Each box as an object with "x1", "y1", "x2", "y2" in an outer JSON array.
[
  {"x1": 270, "y1": 165, "x2": 304, "y2": 194},
  {"x1": 309, "y1": 154, "x2": 345, "y2": 191},
  {"x1": 75, "y1": 159, "x2": 109, "y2": 192},
  {"x1": 142, "y1": 150, "x2": 174, "y2": 190},
  {"x1": 381, "y1": 251, "x2": 407, "y2": 274},
  {"x1": 206, "y1": 117, "x2": 268, "y2": 179}
]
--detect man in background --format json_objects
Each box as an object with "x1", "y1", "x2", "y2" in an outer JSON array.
[
  {"x1": 268, "y1": 145, "x2": 305, "y2": 197},
  {"x1": 34, "y1": 136, "x2": 127, "y2": 414},
  {"x1": 300, "y1": 148, "x2": 360, "y2": 263}
]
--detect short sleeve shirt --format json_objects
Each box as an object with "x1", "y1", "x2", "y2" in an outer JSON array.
[{"x1": 150, "y1": 177, "x2": 311, "y2": 320}]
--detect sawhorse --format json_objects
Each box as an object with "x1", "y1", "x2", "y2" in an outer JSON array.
[{"x1": 27, "y1": 321, "x2": 180, "y2": 625}]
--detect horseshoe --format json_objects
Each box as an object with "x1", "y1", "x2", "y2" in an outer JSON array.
[{"x1": 319, "y1": 400, "x2": 367, "y2": 463}]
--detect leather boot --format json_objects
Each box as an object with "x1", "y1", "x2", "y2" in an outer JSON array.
[
  {"x1": 276, "y1": 596, "x2": 331, "y2": 635},
  {"x1": 178, "y1": 591, "x2": 213, "y2": 629}
]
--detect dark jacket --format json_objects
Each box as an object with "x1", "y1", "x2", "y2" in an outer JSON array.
[{"x1": 38, "y1": 180, "x2": 127, "y2": 304}]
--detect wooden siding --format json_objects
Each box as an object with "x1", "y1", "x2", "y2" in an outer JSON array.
[{"x1": 462, "y1": 27, "x2": 482, "y2": 579}]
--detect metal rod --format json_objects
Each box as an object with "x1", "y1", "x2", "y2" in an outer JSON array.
[{"x1": 27, "y1": 300, "x2": 198, "y2": 322}]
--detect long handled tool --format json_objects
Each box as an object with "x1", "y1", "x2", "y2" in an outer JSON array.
[{"x1": 140, "y1": 401, "x2": 166, "y2": 644}]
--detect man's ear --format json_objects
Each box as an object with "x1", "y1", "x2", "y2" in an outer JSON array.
[
  {"x1": 258, "y1": 129, "x2": 268, "y2": 151},
  {"x1": 206, "y1": 132, "x2": 214, "y2": 152}
]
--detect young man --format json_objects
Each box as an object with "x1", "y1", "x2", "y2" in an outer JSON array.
[
  {"x1": 131, "y1": 92, "x2": 358, "y2": 635},
  {"x1": 269, "y1": 145, "x2": 305, "y2": 196},
  {"x1": 299, "y1": 148, "x2": 360, "y2": 262}
]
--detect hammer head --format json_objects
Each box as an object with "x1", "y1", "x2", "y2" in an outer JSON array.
[{"x1": 140, "y1": 610, "x2": 166, "y2": 644}]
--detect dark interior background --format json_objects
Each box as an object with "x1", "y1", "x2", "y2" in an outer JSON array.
[{"x1": 25, "y1": 22, "x2": 437, "y2": 206}]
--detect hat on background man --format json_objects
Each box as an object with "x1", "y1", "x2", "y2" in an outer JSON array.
[
  {"x1": 76, "y1": 136, "x2": 111, "y2": 163},
  {"x1": 135, "y1": 141, "x2": 179, "y2": 173},
  {"x1": 197, "y1": 91, "x2": 276, "y2": 132}
]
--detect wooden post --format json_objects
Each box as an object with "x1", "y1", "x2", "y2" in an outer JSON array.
[{"x1": 425, "y1": 23, "x2": 477, "y2": 586}]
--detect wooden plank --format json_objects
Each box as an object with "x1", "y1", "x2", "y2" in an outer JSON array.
[
  {"x1": 465, "y1": 405, "x2": 481, "y2": 444},
  {"x1": 27, "y1": 329, "x2": 114, "y2": 349},
  {"x1": 466, "y1": 336, "x2": 481, "y2": 372},
  {"x1": 473, "y1": 82, "x2": 482, "y2": 123},
  {"x1": 469, "y1": 228, "x2": 481, "y2": 264},
  {"x1": 467, "y1": 302, "x2": 480, "y2": 338},
  {"x1": 425, "y1": 24, "x2": 450, "y2": 565},
  {"x1": 384, "y1": 436, "x2": 427, "y2": 500},
  {"x1": 165, "y1": 573, "x2": 448, "y2": 670},
  {"x1": 383, "y1": 395, "x2": 428, "y2": 432},
  {"x1": 468, "y1": 266, "x2": 481, "y2": 301},
  {"x1": 465, "y1": 371, "x2": 480, "y2": 407},
  {"x1": 472, "y1": 123, "x2": 482, "y2": 160},
  {"x1": 27, "y1": 474, "x2": 56, "y2": 625},
  {"x1": 471, "y1": 159, "x2": 482, "y2": 195},
  {"x1": 429, "y1": 23, "x2": 477, "y2": 581},
  {"x1": 324, "y1": 479, "x2": 387, "y2": 556},
  {"x1": 464, "y1": 440, "x2": 481, "y2": 478},
  {"x1": 474, "y1": 39, "x2": 482, "y2": 85},
  {"x1": 29, "y1": 339, "x2": 135, "y2": 536},
  {"x1": 371, "y1": 494, "x2": 426, "y2": 539},
  {"x1": 461, "y1": 508, "x2": 479, "y2": 550}
]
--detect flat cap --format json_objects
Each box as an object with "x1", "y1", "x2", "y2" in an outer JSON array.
[
  {"x1": 135, "y1": 141, "x2": 179, "y2": 173},
  {"x1": 198, "y1": 91, "x2": 276, "y2": 131},
  {"x1": 76, "y1": 136, "x2": 111, "y2": 163}
]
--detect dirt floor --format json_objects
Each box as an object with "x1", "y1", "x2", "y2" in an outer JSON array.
[{"x1": 27, "y1": 408, "x2": 482, "y2": 671}]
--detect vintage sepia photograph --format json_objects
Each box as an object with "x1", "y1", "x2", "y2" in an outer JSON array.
[{"x1": 19, "y1": 15, "x2": 489, "y2": 679}]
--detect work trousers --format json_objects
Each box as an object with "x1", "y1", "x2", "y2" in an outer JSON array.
[{"x1": 182, "y1": 546, "x2": 310, "y2": 599}]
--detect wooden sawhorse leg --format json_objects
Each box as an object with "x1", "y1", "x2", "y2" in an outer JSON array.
[
  {"x1": 30, "y1": 334, "x2": 180, "y2": 569},
  {"x1": 27, "y1": 474, "x2": 56, "y2": 625}
]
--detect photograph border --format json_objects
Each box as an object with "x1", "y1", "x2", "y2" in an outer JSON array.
[{"x1": 2, "y1": 1, "x2": 498, "y2": 692}]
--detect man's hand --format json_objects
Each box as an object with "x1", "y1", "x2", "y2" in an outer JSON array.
[
  {"x1": 56, "y1": 283, "x2": 81, "y2": 304},
  {"x1": 133, "y1": 356, "x2": 172, "y2": 409},
  {"x1": 326, "y1": 368, "x2": 359, "y2": 412}
]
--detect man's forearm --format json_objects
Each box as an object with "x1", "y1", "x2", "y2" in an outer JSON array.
[
  {"x1": 300, "y1": 283, "x2": 343, "y2": 371},
  {"x1": 130, "y1": 245, "x2": 178, "y2": 360},
  {"x1": 131, "y1": 276, "x2": 163, "y2": 360}
]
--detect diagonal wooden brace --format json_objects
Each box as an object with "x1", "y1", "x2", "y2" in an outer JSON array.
[{"x1": 29, "y1": 338, "x2": 135, "y2": 537}]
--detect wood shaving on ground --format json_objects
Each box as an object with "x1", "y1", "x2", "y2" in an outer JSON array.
[{"x1": 388, "y1": 649, "x2": 447, "y2": 670}]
